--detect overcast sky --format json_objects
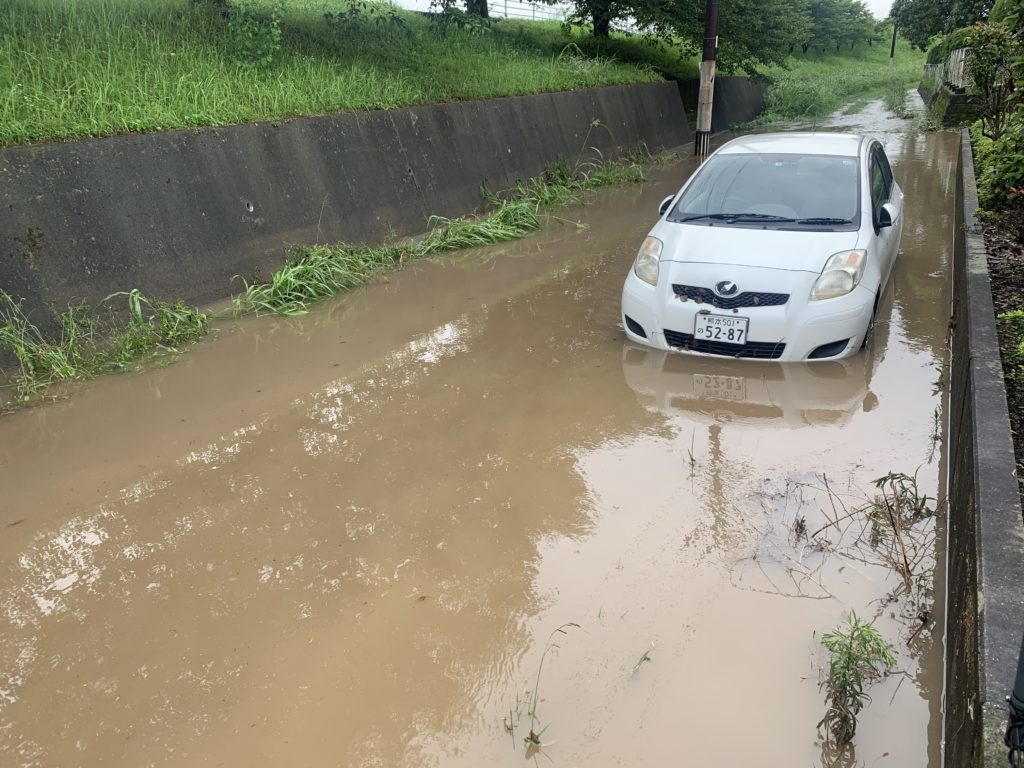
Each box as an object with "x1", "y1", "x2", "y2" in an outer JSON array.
[{"x1": 865, "y1": 0, "x2": 894, "y2": 20}]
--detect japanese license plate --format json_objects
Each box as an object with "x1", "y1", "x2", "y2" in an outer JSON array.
[
  {"x1": 694, "y1": 314, "x2": 749, "y2": 345},
  {"x1": 693, "y1": 374, "x2": 746, "y2": 402}
]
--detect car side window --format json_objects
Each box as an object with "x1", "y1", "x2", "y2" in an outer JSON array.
[
  {"x1": 870, "y1": 149, "x2": 889, "y2": 227},
  {"x1": 877, "y1": 147, "x2": 894, "y2": 192}
]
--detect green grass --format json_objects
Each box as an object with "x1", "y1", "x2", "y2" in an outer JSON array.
[
  {"x1": 0, "y1": 288, "x2": 209, "y2": 400},
  {"x1": 754, "y1": 37, "x2": 926, "y2": 125},
  {"x1": 0, "y1": 0, "x2": 690, "y2": 147}
]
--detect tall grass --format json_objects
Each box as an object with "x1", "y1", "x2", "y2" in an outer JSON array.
[
  {"x1": 0, "y1": 0, "x2": 677, "y2": 147},
  {"x1": 755, "y1": 38, "x2": 926, "y2": 124},
  {"x1": 0, "y1": 288, "x2": 209, "y2": 400}
]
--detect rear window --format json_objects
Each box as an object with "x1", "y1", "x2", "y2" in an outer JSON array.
[{"x1": 667, "y1": 153, "x2": 861, "y2": 230}]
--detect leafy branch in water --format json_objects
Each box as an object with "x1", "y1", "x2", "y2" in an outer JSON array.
[{"x1": 817, "y1": 612, "x2": 895, "y2": 747}]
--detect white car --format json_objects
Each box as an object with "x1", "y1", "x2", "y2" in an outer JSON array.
[{"x1": 621, "y1": 132, "x2": 903, "y2": 361}]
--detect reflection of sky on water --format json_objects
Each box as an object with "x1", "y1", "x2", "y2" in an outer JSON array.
[{"x1": 0, "y1": 313, "x2": 480, "y2": 727}]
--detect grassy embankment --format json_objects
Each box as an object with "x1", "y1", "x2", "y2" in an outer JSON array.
[
  {"x1": 754, "y1": 37, "x2": 927, "y2": 124},
  {"x1": 0, "y1": 0, "x2": 698, "y2": 147}
]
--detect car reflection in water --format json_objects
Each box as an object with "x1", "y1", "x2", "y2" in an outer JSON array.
[{"x1": 621, "y1": 341, "x2": 879, "y2": 428}]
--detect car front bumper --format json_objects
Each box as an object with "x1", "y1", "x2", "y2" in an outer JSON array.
[{"x1": 621, "y1": 263, "x2": 874, "y2": 362}]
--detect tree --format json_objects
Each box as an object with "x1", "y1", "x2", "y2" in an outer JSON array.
[
  {"x1": 793, "y1": 1, "x2": 878, "y2": 55},
  {"x1": 966, "y1": 21, "x2": 1023, "y2": 138},
  {"x1": 991, "y1": 0, "x2": 1024, "y2": 34},
  {"x1": 890, "y1": 0, "x2": 990, "y2": 49},
  {"x1": 567, "y1": 0, "x2": 811, "y2": 72}
]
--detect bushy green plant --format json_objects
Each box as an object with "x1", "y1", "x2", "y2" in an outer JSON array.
[
  {"x1": 817, "y1": 612, "x2": 895, "y2": 747},
  {"x1": 227, "y1": 2, "x2": 283, "y2": 69},
  {"x1": 965, "y1": 22, "x2": 1022, "y2": 139},
  {"x1": 428, "y1": 0, "x2": 490, "y2": 37},
  {"x1": 997, "y1": 309, "x2": 1024, "y2": 367},
  {"x1": 991, "y1": 0, "x2": 1024, "y2": 35},
  {"x1": 972, "y1": 116, "x2": 1024, "y2": 236},
  {"x1": 323, "y1": 0, "x2": 410, "y2": 41}
]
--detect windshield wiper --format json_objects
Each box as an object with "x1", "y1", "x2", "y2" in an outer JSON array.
[
  {"x1": 675, "y1": 212, "x2": 795, "y2": 223},
  {"x1": 796, "y1": 217, "x2": 853, "y2": 225}
]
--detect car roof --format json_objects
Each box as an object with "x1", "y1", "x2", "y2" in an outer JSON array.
[{"x1": 716, "y1": 132, "x2": 865, "y2": 158}]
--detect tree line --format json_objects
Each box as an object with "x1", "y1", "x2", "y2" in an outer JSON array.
[
  {"x1": 480, "y1": 0, "x2": 882, "y2": 71},
  {"x1": 196, "y1": 0, "x2": 884, "y2": 74}
]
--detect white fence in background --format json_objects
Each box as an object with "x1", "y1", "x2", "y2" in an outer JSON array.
[
  {"x1": 924, "y1": 47, "x2": 969, "y2": 92},
  {"x1": 392, "y1": 0, "x2": 572, "y2": 21}
]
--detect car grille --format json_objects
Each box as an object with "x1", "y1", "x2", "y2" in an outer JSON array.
[
  {"x1": 672, "y1": 284, "x2": 790, "y2": 310},
  {"x1": 663, "y1": 329, "x2": 786, "y2": 360}
]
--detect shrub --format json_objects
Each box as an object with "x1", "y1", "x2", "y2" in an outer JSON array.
[
  {"x1": 965, "y1": 22, "x2": 1023, "y2": 139},
  {"x1": 972, "y1": 116, "x2": 1024, "y2": 237},
  {"x1": 227, "y1": 2, "x2": 283, "y2": 70}
]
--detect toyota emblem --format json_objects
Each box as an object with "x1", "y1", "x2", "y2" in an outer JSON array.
[{"x1": 715, "y1": 280, "x2": 738, "y2": 296}]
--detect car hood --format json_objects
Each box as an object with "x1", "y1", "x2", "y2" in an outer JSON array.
[{"x1": 650, "y1": 221, "x2": 862, "y2": 274}]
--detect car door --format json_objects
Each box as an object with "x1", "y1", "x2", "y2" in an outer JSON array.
[{"x1": 869, "y1": 144, "x2": 903, "y2": 287}]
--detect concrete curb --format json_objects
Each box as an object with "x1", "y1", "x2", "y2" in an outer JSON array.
[{"x1": 945, "y1": 127, "x2": 1024, "y2": 766}]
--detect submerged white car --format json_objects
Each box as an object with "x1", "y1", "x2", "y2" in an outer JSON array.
[{"x1": 621, "y1": 133, "x2": 903, "y2": 361}]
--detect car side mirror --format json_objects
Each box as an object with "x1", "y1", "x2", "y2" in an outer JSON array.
[
  {"x1": 878, "y1": 203, "x2": 897, "y2": 229},
  {"x1": 659, "y1": 195, "x2": 675, "y2": 216}
]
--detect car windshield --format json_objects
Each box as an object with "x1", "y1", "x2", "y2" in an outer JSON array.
[{"x1": 667, "y1": 152, "x2": 860, "y2": 230}]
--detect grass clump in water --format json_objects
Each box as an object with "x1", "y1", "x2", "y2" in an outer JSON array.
[
  {"x1": 231, "y1": 243, "x2": 414, "y2": 316},
  {"x1": 0, "y1": 288, "x2": 208, "y2": 401}
]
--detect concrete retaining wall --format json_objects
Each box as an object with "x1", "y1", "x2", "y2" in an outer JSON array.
[
  {"x1": 945, "y1": 128, "x2": 1024, "y2": 766},
  {"x1": 0, "y1": 81, "x2": 689, "y2": 324},
  {"x1": 676, "y1": 75, "x2": 767, "y2": 131},
  {"x1": 923, "y1": 83, "x2": 978, "y2": 127}
]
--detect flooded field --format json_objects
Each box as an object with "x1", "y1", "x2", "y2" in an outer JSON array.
[{"x1": 0, "y1": 107, "x2": 959, "y2": 767}]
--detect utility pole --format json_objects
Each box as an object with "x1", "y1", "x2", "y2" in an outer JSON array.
[
  {"x1": 888, "y1": 22, "x2": 897, "y2": 72},
  {"x1": 694, "y1": 0, "x2": 720, "y2": 159}
]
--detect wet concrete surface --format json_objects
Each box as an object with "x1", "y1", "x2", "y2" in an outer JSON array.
[{"x1": 0, "y1": 104, "x2": 959, "y2": 766}]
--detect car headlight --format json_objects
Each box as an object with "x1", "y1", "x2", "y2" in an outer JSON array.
[
  {"x1": 810, "y1": 249, "x2": 867, "y2": 301},
  {"x1": 633, "y1": 237, "x2": 663, "y2": 286}
]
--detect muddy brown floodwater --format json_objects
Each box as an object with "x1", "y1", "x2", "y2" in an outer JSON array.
[{"x1": 1, "y1": 104, "x2": 958, "y2": 768}]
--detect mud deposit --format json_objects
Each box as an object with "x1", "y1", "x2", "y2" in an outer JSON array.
[{"x1": 0, "y1": 112, "x2": 958, "y2": 767}]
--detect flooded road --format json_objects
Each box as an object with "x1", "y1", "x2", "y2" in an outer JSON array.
[{"x1": 0, "y1": 108, "x2": 959, "y2": 767}]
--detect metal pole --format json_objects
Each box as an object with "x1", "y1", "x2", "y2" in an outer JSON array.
[
  {"x1": 888, "y1": 23, "x2": 897, "y2": 72},
  {"x1": 694, "y1": 0, "x2": 720, "y2": 159}
]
